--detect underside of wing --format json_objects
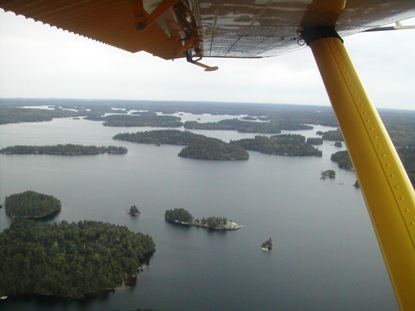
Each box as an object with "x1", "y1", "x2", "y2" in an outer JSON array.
[{"x1": 1, "y1": 0, "x2": 415, "y2": 60}]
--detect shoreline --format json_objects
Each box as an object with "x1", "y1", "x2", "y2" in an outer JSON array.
[{"x1": 165, "y1": 219, "x2": 242, "y2": 231}]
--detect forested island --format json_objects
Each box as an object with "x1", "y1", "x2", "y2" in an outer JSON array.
[
  {"x1": 317, "y1": 129, "x2": 344, "y2": 141},
  {"x1": 5, "y1": 191, "x2": 61, "y2": 219},
  {"x1": 113, "y1": 129, "x2": 205, "y2": 146},
  {"x1": 232, "y1": 134, "x2": 322, "y2": 157},
  {"x1": 307, "y1": 137, "x2": 323, "y2": 145},
  {"x1": 0, "y1": 107, "x2": 79, "y2": 125},
  {"x1": 184, "y1": 119, "x2": 282, "y2": 134},
  {"x1": 128, "y1": 205, "x2": 140, "y2": 216},
  {"x1": 114, "y1": 130, "x2": 249, "y2": 160},
  {"x1": 86, "y1": 114, "x2": 183, "y2": 128},
  {"x1": 0, "y1": 144, "x2": 127, "y2": 155},
  {"x1": 331, "y1": 151, "x2": 353, "y2": 170},
  {"x1": 0, "y1": 220, "x2": 155, "y2": 299},
  {"x1": 178, "y1": 138, "x2": 249, "y2": 160},
  {"x1": 184, "y1": 118, "x2": 312, "y2": 134},
  {"x1": 165, "y1": 208, "x2": 242, "y2": 230}
]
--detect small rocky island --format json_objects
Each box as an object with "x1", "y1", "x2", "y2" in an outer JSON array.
[
  {"x1": 0, "y1": 144, "x2": 127, "y2": 155},
  {"x1": 261, "y1": 238, "x2": 273, "y2": 252},
  {"x1": 320, "y1": 170, "x2": 336, "y2": 180},
  {"x1": 165, "y1": 208, "x2": 242, "y2": 230},
  {"x1": 128, "y1": 205, "x2": 140, "y2": 216},
  {"x1": 5, "y1": 190, "x2": 61, "y2": 219}
]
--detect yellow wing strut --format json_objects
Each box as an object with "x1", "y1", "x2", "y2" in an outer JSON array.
[{"x1": 301, "y1": 27, "x2": 415, "y2": 310}]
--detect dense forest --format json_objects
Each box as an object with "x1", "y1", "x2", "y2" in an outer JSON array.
[
  {"x1": 184, "y1": 118, "x2": 312, "y2": 134},
  {"x1": 232, "y1": 134, "x2": 322, "y2": 157},
  {"x1": 113, "y1": 129, "x2": 205, "y2": 146},
  {"x1": 0, "y1": 144, "x2": 127, "y2": 155},
  {"x1": 331, "y1": 151, "x2": 353, "y2": 170},
  {"x1": 178, "y1": 138, "x2": 249, "y2": 160},
  {"x1": 318, "y1": 129, "x2": 344, "y2": 141},
  {"x1": 307, "y1": 137, "x2": 323, "y2": 145},
  {"x1": 86, "y1": 114, "x2": 183, "y2": 128},
  {"x1": 184, "y1": 119, "x2": 282, "y2": 134},
  {"x1": 0, "y1": 220, "x2": 155, "y2": 299},
  {"x1": 165, "y1": 208, "x2": 194, "y2": 223},
  {"x1": 5, "y1": 191, "x2": 61, "y2": 219},
  {"x1": 0, "y1": 107, "x2": 79, "y2": 125}
]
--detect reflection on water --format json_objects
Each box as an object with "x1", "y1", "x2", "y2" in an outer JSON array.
[{"x1": 0, "y1": 118, "x2": 397, "y2": 311}]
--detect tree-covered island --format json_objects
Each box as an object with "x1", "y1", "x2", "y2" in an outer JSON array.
[
  {"x1": 0, "y1": 219, "x2": 155, "y2": 299},
  {"x1": 331, "y1": 150, "x2": 353, "y2": 170},
  {"x1": 178, "y1": 137, "x2": 249, "y2": 160},
  {"x1": 128, "y1": 205, "x2": 140, "y2": 216},
  {"x1": 231, "y1": 134, "x2": 322, "y2": 157},
  {"x1": 307, "y1": 137, "x2": 323, "y2": 145},
  {"x1": 114, "y1": 130, "x2": 249, "y2": 160},
  {"x1": 0, "y1": 144, "x2": 127, "y2": 155},
  {"x1": 184, "y1": 118, "x2": 312, "y2": 134},
  {"x1": 319, "y1": 129, "x2": 344, "y2": 141},
  {"x1": 0, "y1": 107, "x2": 79, "y2": 125},
  {"x1": 86, "y1": 114, "x2": 183, "y2": 128},
  {"x1": 165, "y1": 208, "x2": 242, "y2": 230},
  {"x1": 113, "y1": 129, "x2": 206, "y2": 146},
  {"x1": 184, "y1": 119, "x2": 282, "y2": 134},
  {"x1": 5, "y1": 191, "x2": 61, "y2": 219}
]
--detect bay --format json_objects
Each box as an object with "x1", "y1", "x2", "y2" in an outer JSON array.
[{"x1": 0, "y1": 116, "x2": 397, "y2": 310}]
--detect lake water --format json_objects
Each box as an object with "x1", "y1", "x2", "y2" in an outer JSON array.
[{"x1": 0, "y1": 116, "x2": 397, "y2": 310}]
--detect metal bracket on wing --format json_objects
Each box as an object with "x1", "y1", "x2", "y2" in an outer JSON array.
[{"x1": 186, "y1": 50, "x2": 218, "y2": 72}]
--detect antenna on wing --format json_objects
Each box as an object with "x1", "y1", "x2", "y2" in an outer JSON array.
[{"x1": 186, "y1": 50, "x2": 218, "y2": 71}]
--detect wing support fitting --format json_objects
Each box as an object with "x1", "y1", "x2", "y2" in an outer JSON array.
[{"x1": 185, "y1": 50, "x2": 218, "y2": 71}]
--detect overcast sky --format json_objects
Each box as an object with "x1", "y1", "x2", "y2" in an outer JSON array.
[{"x1": 0, "y1": 10, "x2": 414, "y2": 110}]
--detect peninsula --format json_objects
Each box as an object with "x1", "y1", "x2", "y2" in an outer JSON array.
[
  {"x1": 165, "y1": 208, "x2": 242, "y2": 231},
  {"x1": 0, "y1": 144, "x2": 127, "y2": 155},
  {"x1": 5, "y1": 191, "x2": 61, "y2": 219}
]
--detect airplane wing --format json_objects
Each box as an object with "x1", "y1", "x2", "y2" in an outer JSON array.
[
  {"x1": 1, "y1": 1, "x2": 415, "y2": 310},
  {"x1": 0, "y1": 0, "x2": 414, "y2": 60}
]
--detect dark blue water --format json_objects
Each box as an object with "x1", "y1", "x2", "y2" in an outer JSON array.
[{"x1": 0, "y1": 117, "x2": 397, "y2": 310}]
